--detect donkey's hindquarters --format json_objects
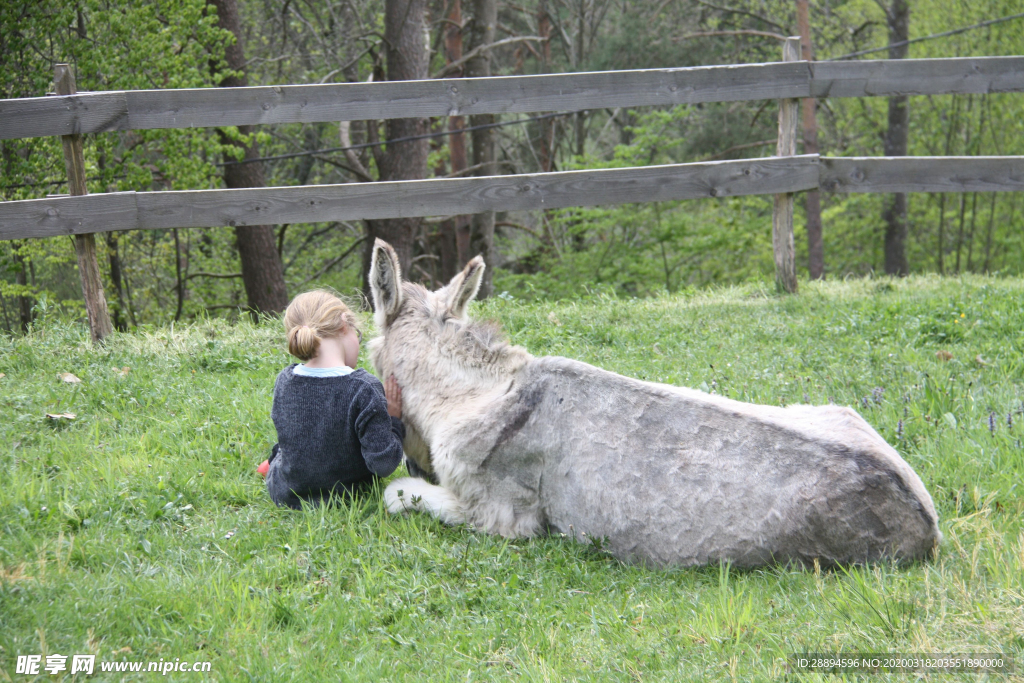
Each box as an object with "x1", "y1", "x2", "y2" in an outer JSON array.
[{"x1": 483, "y1": 356, "x2": 941, "y2": 568}]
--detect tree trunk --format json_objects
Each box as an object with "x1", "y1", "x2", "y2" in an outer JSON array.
[
  {"x1": 797, "y1": 0, "x2": 823, "y2": 279},
  {"x1": 104, "y1": 233, "x2": 129, "y2": 331},
  {"x1": 935, "y1": 95, "x2": 962, "y2": 274},
  {"x1": 882, "y1": 0, "x2": 910, "y2": 276},
  {"x1": 208, "y1": 0, "x2": 289, "y2": 316},
  {"x1": 936, "y1": 193, "x2": 946, "y2": 274},
  {"x1": 982, "y1": 194, "x2": 1001, "y2": 273},
  {"x1": 965, "y1": 192, "x2": 979, "y2": 271},
  {"x1": 12, "y1": 244, "x2": 32, "y2": 332},
  {"x1": 573, "y1": 0, "x2": 586, "y2": 157},
  {"x1": 466, "y1": 0, "x2": 498, "y2": 297},
  {"x1": 536, "y1": 1, "x2": 558, "y2": 255},
  {"x1": 445, "y1": 0, "x2": 471, "y2": 278},
  {"x1": 538, "y1": 1, "x2": 554, "y2": 173},
  {"x1": 362, "y1": 0, "x2": 431, "y2": 290},
  {"x1": 954, "y1": 192, "x2": 967, "y2": 273}
]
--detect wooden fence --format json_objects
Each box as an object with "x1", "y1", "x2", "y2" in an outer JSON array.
[
  {"x1": 4, "y1": 155, "x2": 1022, "y2": 239},
  {"x1": 1, "y1": 41, "x2": 1023, "y2": 337}
]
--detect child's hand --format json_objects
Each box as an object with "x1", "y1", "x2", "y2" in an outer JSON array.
[{"x1": 385, "y1": 375, "x2": 403, "y2": 418}]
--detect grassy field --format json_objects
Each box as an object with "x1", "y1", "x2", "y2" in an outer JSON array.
[{"x1": 1, "y1": 275, "x2": 1023, "y2": 681}]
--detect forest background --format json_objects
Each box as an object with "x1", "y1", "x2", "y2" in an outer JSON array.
[{"x1": 2, "y1": 0, "x2": 1023, "y2": 329}]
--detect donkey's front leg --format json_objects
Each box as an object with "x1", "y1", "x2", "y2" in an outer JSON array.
[{"x1": 384, "y1": 477, "x2": 466, "y2": 526}]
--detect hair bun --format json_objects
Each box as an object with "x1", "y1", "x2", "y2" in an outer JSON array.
[{"x1": 288, "y1": 324, "x2": 321, "y2": 361}]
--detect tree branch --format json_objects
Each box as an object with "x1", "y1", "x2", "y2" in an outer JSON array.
[
  {"x1": 204, "y1": 303, "x2": 247, "y2": 311},
  {"x1": 432, "y1": 36, "x2": 543, "y2": 78},
  {"x1": 284, "y1": 223, "x2": 344, "y2": 272},
  {"x1": 693, "y1": 0, "x2": 786, "y2": 32},
  {"x1": 677, "y1": 29, "x2": 787, "y2": 42},
  {"x1": 318, "y1": 41, "x2": 380, "y2": 84},
  {"x1": 336, "y1": 120, "x2": 374, "y2": 181},
  {"x1": 496, "y1": 220, "x2": 542, "y2": 239},
  {"x1": 297, "y1": 237, "x2": 367, "y2": 287},
  {"x1": 186, "y1": 271, "x2": 243, "y2": 280},
  {"x1": 442, "y1": 160, "x2": 516, "y2": 178},
  {"x1": 698, "y1": 139, "x2": 775, "y2": 161}
]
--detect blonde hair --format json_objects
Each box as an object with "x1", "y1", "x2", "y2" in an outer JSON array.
[{"x1": 283, "y1": 290, "x2": 360, "y2": 361}]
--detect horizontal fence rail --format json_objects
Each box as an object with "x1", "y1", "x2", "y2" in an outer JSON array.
[
  {"x1": 3, "y1": 156, "x2": 1022, "y2": 241},
  {"x1": 0, "y1": 157, "x2": 819, "y2": 239},
  {"x1": 821, "y1": 157, "x2": 1024, "y2": 193},
  {"x1": 1, "y1": 57, "x2": 1023, "y2": 140},
  {"x1": 808, "y1": 57, "x2": 1024, "y2": 97}
]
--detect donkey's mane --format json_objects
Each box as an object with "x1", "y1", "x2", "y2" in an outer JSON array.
[
  {"x1": 449, "y1": 316, "x2": 531, "y2": 370},
  {"x1": 460, "y1": 318, "x2": 508, "y2": 351}
]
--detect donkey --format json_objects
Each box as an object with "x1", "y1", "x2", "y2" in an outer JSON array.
[{"x1": 368, "y1": 240, "x2": 940, "y2": 567}]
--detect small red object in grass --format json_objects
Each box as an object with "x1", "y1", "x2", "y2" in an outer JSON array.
[{"x1": 257, "y1": 460, "x2": 270, "y2": 478}]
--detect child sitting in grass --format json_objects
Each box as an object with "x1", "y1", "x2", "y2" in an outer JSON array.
[{"x1": 257, "y1": 289, "x2": 405, "y2": 509}]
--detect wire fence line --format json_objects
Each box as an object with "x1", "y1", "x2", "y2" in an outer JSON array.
[
  {"x1": 219, "y1": 111, "x2": 577, "y2": 167},
  {"x1": 826, "y1": 12, "x2": 1024, "y2": 61},
  {"x1": 0, "y1": 111, "x2": 578, "y2": 191}
]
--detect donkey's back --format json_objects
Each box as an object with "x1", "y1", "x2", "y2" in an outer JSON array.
[{"x1": 516, "y1": 356, "x2": 940, "y2": 567}]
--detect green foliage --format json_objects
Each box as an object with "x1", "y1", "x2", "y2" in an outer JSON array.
[
  {"x1": 815, "y1": 0, "x2": 1024, "y2": 277},
  {"x1": 496, "y1": 107, "x2": 777, "y2": 300},
  {"x1": 2, "y1": 276, "x2": 1023, "y2": 679},
  {"x1": 0, "y1": 0, "x2": 237, "y2": 326},
  {"x1": 1, "y1": 0, "x2": 232, "y2": 195},
  {"x1": 4, "y1": 0, "x2": 1024, "y2": 325},
  {"x1": 496, "y1": 0, "x2": 1024, "y2": 296}
]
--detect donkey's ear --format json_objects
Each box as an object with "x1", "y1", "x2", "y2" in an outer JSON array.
[
  {"x1": 370, "y1": 239, "x2": 403, "y2": 326},
  {"x1": 444, "y1": 255, "x2": 485, "y2": 319}
]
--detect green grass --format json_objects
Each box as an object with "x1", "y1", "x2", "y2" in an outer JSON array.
[{"x1": 2, "y1": 275, "x2": 1023, "y2": 681}]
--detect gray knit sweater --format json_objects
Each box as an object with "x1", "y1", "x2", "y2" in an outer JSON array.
[{"x1": 266, "y1": 365, "x2": 405, "y2": 509}]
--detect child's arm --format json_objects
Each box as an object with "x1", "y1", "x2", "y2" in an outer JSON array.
[
  {"x1": 260, "y1": 373, "x2": 288, "y2": 477},
  {"x1": 354, "y1": 378, "x2": 405, "y2": 477}
]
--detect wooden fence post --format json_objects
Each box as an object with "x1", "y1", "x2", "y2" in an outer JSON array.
[
  {"x1": 54, "y1": 63, "x2": 113, "y2": 341},
  {"x1": 772, "y1": 37, "x2": 801, "y2": 294}
]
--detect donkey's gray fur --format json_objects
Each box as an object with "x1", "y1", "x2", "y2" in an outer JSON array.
[{"x1": 369, "y1": 239, "x2": 940, "y2": 567}]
